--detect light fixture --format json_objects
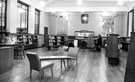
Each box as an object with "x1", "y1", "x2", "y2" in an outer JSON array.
[
  {"x1": 61, "y1": 11, "x2": 68, "y2": 17},
  {"x1": 39, "y1": 0, "x2": 46, "y2": 7},
  {"x1": 58, "y1": 11, "x2": 70, "y2": 20},
  {"x1": 118, "y1": 0, "x2": 124, "y2": 5},
  {"x1": 101, "y1": 12, "x2": 110, "y2": 16},
  {"x1": 112, "y1": 8, "x2": 117, "y2": 13},
  {"x1": 77, "y1": 0, "x2": 82, "y2": 6},
  {"x1": 51, "y1": 10, "x2": 56, "y2": 14}
]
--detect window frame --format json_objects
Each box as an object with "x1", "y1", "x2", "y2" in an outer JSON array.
[
  {"x1": 127, "y1": 9, "x2": 134, "y2": 37},
  {"x1": 34, "y1": 9, "x2": 40, "y2": 34},
  {"x1": 0, "y1": 0, "x2": 7, "y2": 32},
  {"x1": 17, "y1": 0, "x2": 29, "y2": 33}
]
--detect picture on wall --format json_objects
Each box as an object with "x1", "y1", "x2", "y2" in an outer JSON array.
[
  {"x1": 102, "y1": 16, "x2": 114, "y2": 36},
  {"x1": 81, "y1": 14, "x2": 89, "y2": 24},
  {"x1": 56, "y1": 16, "x2": 68, "y2": 35}
]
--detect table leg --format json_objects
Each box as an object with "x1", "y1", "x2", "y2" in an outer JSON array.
[
  {"x1": 61, "y1": 60, "x2": 62, "y2": 70},
  {"x1": 67, "y1": 59, "x2": 70, "y2": 68},
  {"x1": 63, "y1": 59, "x2": 66, "y2": 70}
]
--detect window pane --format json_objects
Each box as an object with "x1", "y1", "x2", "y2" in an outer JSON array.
[
  {"x1": 17, "y1": 1, "x2": 29, "y2": 33},
  {"x1": 34, "y1": 9, "x2": 40, "y2": 34},
  {"x1": 0, "y1": 0, "x2": 7, "y2": 32}
]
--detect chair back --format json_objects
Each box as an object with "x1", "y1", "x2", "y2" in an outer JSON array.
[
  {"x1": 26, "y1": 52, "x2": 41, "y2": 71},
  {"x1": 67, "y1": 47, "x2": 79, "y2": 58}
]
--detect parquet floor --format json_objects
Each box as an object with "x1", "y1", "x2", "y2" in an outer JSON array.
[{"x1": 0, "y1": 48, "x2": 128, "y2": 82}]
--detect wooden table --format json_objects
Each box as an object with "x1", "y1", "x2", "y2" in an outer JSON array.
[{"x1": 39, "y1": 56, "x2": 72, "y2": 70}]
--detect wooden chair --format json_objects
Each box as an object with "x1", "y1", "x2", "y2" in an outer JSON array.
[
  {"x1": 14, "y1": 43, "x2": 25, "y2": 59},
  {"x1": 26, "y1": 52, "x2": 54, "y2": 78},
  {"x1": 67, "y1": 47, "x2": 79, "y2": 66}
]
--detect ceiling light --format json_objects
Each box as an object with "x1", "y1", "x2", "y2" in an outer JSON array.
[
  {"x1": 51, "y1": 10, "x2": 56, "y2": 14},
  {"x1": 77, "y1": 0, "x2": 82, "y2": 6},
  {"x1": 101, "y1": 12, "x2": 110, "y2": 16},
  {"x1": 61, "y1": 11, "x2": 68, "y2": 17},
  {"x1": 112, "y1": 8, "x2": 117, "y2": 13},
  {"x1": 118, "y1": 1, "x2": 124, "y2": 5},
  {"x1": 39, "y1": 1, "x2": 46, "y2": 7}
]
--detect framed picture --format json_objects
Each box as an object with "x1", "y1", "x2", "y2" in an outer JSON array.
[{"x1": 81, "y1": 14, "x2": 89, "y2": 24}]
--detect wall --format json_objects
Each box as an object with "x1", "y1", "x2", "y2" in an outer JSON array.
[
  {"x1": 114, "y1": 13, "x2": 128, "y2": 37},
  {"x1": 40, "y1": 12, "x2": 50, "y2": 34},
  {"x1": 68, "y1": 13, "x2": 103, "y2": 36},
  {"x1": 66, "y1": 13, "x2": 127, "y2": 36},
  {"x1": 49, "y1": 14, "x2": 57, "y2": 35}
]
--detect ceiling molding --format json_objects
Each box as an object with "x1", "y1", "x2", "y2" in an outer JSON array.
[{"x1": 43, "y1": 7, "x2": 128, "y2": 12}]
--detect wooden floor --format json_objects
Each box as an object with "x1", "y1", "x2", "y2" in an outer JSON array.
[{"x1": 0, "y1": 48, "x2": 128, "y2": 82}]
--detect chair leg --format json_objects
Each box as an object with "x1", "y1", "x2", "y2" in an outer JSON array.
[
  {"x1": 30, "y1": 69, "x2": 32, "y2": 78},
  {"x1": 41, "y1": 71, "x2": 44, "y2": 78},
  {"x1": 19, "y1": 51, "x2": 23, "y2": 59},
  {"x1": 67, "y1": 59, "x2": 70, "y2": 68},
  {"x1": 76, "y1": 59, "x2": 78, "y2": 66},
  {"x1": 60, "y1": 60, "x2": 62, "y2": 69},
  {"x1": 39, "y1": 71, "x2": 43, "y2": 79},
  {"x1": 23, "y1": 51, "x2": 25, "y2": 58},
  {"x1": 50, "y1": 66, "x2": 53, "y2": 77}
]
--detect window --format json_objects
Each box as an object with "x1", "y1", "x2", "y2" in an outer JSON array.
[
  {"x1": 35, "y1": 9, "x2": 40, "y2": 34},
  {"x1": 0, "y1": 0, "x2": 7, "y2": 32},
  {"x1": 17, "y1": 1, "x2": 29, "y2": 33}
]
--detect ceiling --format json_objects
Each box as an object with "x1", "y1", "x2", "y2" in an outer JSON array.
[{"x1": 31, "y1": 0, "x2": 135, "y2": 12}]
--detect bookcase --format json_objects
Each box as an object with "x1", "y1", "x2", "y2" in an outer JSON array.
[
  {"x1": 0, "y1": 32, "x2": 38, "y2": 50},
  {"x1": 49, "y1": 35, "x2": 68, "y2": 48},
  {"x1": 0, "y1": 32, "x2": 10, "y2": 46},
  {"x1": 16, "y1": 34, "x2": 38, "y2": 49}
]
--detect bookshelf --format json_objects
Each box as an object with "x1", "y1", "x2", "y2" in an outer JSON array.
[
  {"x1": 49, "y1": 35, "x2": 67, "y2": 48},
  {"x1": 120, "y1": 37, "x2": 130, "y2": 51},
  {"x1": 75, "y1": 30, "x2": 94, "y2": 39},
  {"x1": 16, "y1": 34, "x2": 38, "y2": 49}
]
